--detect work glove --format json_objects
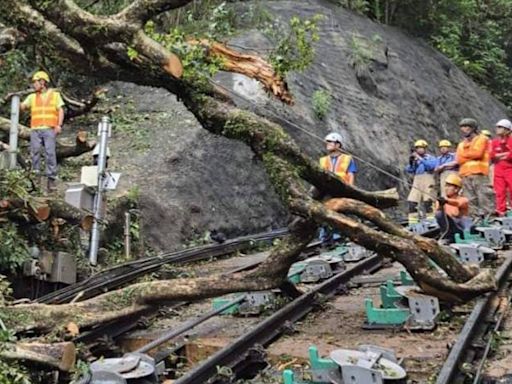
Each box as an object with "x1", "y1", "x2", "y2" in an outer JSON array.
[
  {"x1": 437, "y1": 197, "x2": 447, "y2": 206},
  {"x1": 409, "y1": 155, "x2": 415, "y2": 167}
]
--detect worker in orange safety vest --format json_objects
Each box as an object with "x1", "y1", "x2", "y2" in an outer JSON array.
[
  {"x1": 455, "y1": 118, "x2": 494, "y2": 217},
  {"x1": 20, "y1": 71, "x2": 65, "y2": 192},
  {"x1": 319, "y1": 132, "x2": 357, "y2": 185}
]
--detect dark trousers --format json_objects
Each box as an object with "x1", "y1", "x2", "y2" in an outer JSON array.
[{"x1": 435, "y1": 211, "x2": 468, "y2": 243}]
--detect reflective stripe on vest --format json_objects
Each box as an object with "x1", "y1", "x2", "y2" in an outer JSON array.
[
  {"x1": 456, "y1": 135, "x2": 489, "y2": 177},
  {"x1": 320, "y1": 154, "x2": 352, "y2": 183},
  {"x1": 30, "y1": 90, "x2": 59, "y2": 128}
]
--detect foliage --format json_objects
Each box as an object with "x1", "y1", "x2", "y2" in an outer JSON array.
[
  {"x1": 0, "y1": 49, "x2": 30, "y2": 99},
  {"x1": 266, "y1": 15, "x2": 323, "y2": 77},
  {"x1": 0, "y1": 223, "x2": 30, "y2": 273},
  {"x1": 0, "y1": 169, "x2": 34, "y2": 202},
  {"x1": 312, "y1": 89, "x2": 332, "y2": 119},
  {"x1": 0, "y1": 275, "x2": 13, "y2": 306},
  {"x1": 0, "y1": 170, "x2": 33, "y2": 272},
  {"x1": 335, "y1": 0, "x2": 512, "y2": 107},
  {"x1": 0, "y1": 360, "x2": 31, "y2": 384},
  {"x1": 0, "y1": 324, "x2": 30, "y2": 384}
]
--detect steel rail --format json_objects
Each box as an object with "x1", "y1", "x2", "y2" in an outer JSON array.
[
  {"x1": 36, "y1": 228, "x2": 289, "y2": 304},
  {"x1": 174, "y1": 254, "x2": 383, "y2": 384},
  {"x1": 435, "y1": 251, "x2": 512, "y2": 384},
  {"x1": 136, "y1": 296, "x2": 247, "y2": 354}
]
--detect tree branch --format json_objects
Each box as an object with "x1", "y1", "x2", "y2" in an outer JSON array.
[
  {"x1": 324, "y1": 197, "x2": 477, "y2": 282},
  {"x1": 117, "y1": 0, "x2": 194, "y2": 24},
  {"x1": 0, "y1": 117, "x2": 95, "y2": 160}
]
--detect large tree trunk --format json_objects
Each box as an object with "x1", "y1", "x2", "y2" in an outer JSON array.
[
  {"x1": 0, "y1": 117, "x2": 95, "y2": 159},
  {"x1": 0, "y1": 342, "x2": 76, "y2": 372},
  {"x1": 0, "y1": 0, "x2": 499, "y2": 345}
]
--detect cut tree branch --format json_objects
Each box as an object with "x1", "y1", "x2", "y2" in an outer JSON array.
[
  {"x1": 118, "y1": 0, "x2": 194, "y2": 24},
  {"x1": 0, "y1": 117, "x2": 95, "y2": 159}
]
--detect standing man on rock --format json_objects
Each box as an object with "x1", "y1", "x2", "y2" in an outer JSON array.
[
  {"x1": 455, "y1": 118, "x2": 493, "y2": 217},
  {"x1": 405, "y1": 140, "x2": 437, "y2": 225},
  {"x1": 320, "y1": 132, "x2": 357, "y2": 185},
  {"x1": 489, "y1": 119, "x2": 512, "y2": 216},
  {"x1": 434, "y1": 140, "x2": 458, "y2": 197},
  {"x1": 20, "y1": 71, "x2": 65, "y2": 192}
]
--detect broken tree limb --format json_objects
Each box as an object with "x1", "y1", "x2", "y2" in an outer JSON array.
[
  {"x1": 289, "y1": 197, "x2": 496, "y2": 302},
  {"x1": 0, "y1": 198, "x2": 92, "y2": 230},
  {"x1": 1, "y1": 222, "x2": 314, "y2": 334},
  {"x1": 324, "y1": 197, "x2": 477, "y2": 282},
  {"x1": 0, "y1": 341, "x2": 76, "y2": 372},
  {"x1": 61, "y1": 88, "x2": 108, "y2": 119},
  {"x1": 191, "y1": 39, "x2": 293, "y2": 104},
  {"x1": 0, "y1": 117, "x2": 95, "y2": 159}
]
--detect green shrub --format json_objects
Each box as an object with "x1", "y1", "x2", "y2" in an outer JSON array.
[{"x1": 312, "y1": 89, "x2": 332, "y2": 119}]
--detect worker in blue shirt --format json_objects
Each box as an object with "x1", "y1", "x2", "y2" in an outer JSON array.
[
  {"x1": 406, "y1": 140, "x2": 437, "y2": 225},
  {"x1": 434, "y1": 139, "x2": 459, "y2": 197}
]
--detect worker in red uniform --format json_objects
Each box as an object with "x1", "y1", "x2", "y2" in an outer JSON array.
[
  {"x1": 435, "y1": 174, "x2": 472, "y2": 243},
  {"x1": 489, "y1": 119, "x2": 512, "y2": 216}
]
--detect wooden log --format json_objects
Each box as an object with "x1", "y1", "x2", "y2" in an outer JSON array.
[
  {"x1": 0, "y1": 117, "x2": 95, "y2": 159},
  {"x1": 190, "y1": 39, "x2": 293, "y2": 104},
  {"x1": 324, "y1": 197, "x2": 477, "y2": 282},
  {"x1": 0, "y1": 341, "x2": 76, "y2": 372},
  {"x1": 0, "y1": 198, "x2": 92, "y2": 230}
]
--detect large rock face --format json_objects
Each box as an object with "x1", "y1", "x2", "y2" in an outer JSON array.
[{"x1": 99, "y1": 0, "x2": 507, "y2": 252}]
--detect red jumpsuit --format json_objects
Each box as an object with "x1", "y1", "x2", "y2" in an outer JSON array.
[{"x1": 489, "y1": 136, "x2": 512, "y2": 215}]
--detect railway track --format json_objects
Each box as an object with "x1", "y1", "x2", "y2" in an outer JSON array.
[
  {"x1": 36, "y1": 228, "x2": 289, "y2": 304},
  {"x1": 66, "y1": 221, "x2": 436, "y2": 383},
  {"x1": 436, "y1": 252, "x2": 512, "y2": 384}
]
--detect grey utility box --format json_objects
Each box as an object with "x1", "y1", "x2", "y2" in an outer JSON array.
[
  {"x1": 48, "y1": 252, "x2": 76, "y2": 285},
  {"x1": 0, "y1": 151, "x2": 8, "y2": 169},
  {"x1": 65, "y1": 183, "x2": 95, "y2": 212}
]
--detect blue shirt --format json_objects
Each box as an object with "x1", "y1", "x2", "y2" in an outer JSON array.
[
  {"x1": 435, "y1": 152, "x2": 458, "y2": 171},
  {"x1": 330, "y1": 156, "x2": 358, "y2": 173},
  {"x1": 405, "y1": 154, "x2": 436, "y2": 175}
]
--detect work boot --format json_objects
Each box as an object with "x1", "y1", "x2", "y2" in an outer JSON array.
[{"x1": 47, "y1": 178, "x2": 57, "y2": 193}]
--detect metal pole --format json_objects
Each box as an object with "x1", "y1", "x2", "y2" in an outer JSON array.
[
  {"x1": 89, "y1": 116, "x2": 110, "y2": 265},
  {"x1": 9, "y1": 95, "x2": 20, "y2": 169},
  {"x1": 124, "y1": 212, "x2": 131, "y2": 259}
]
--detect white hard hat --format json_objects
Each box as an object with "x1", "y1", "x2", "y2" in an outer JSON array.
[
  {"x1": 496, "y1": 119, "x2": 512, "y2": 130},
  {"x1": 324, "y1": 132, "x2": 343, "y2": 144},
  {"x1": 92, "y1": 144, "x2": 111, "y2": 157}
]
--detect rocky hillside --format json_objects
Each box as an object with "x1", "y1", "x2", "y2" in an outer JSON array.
[{"x1": 73, "y1": 0, "x2": 507, "y2": 252}]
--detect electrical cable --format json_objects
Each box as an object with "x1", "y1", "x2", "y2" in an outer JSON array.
[
  {"x1": 208, "y1": 78, "x2": 457, "y2": 238},
  {"x1": 208, "y1": 78, "x2": 441, "y2": 201}
]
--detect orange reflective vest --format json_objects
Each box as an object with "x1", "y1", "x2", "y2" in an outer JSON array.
[
  {"x1": 30, "y1": 90, "x2": 60, "y2": 128},
  {"x1": 320, "y1": 154, "x2": 353, "y2": 184},
  {"x1": 456, "y1": 134, "x2": 489, "y2": 177}
]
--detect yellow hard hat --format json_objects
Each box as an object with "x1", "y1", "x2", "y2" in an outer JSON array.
[
  {"x1": 414, "y1": 139, "x2": 428, "y2": 148},
  {"x1": 481, "y1": 129, "x2": 492, "y2": 138},
  {"x1": 32, "y1": 71, "x2": 50, "y2": 82},
  {"x1": 438, "y1": 139, "x2": 452, "y2": 147},
  {"x1": 445, "y1": 174, "x2": 462, "y2": 188}
]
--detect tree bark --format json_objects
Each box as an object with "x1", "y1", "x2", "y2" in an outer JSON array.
[
  {"x1": 0, "y1": 0, "x2": 500, "y2": 343},
  {"x1": 0, "y1": 117, "x2": 95, "y2": 159},
  {"x1": 2, "y1": 223, "x2": 314, "y2": 333},
  {"x1": 324, "y1": 198, "x2": 477, "y2": 282},
  {"x1": 0, "y1": 197, "x2": 92, "y2": 230},
  {"x1": 0, "y1": 342, "x2": 76, "y2": 372}
]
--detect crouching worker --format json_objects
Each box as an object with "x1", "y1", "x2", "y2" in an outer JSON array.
[{"x1": 435, "y1": 174, "x2": 472, "y2": 244}]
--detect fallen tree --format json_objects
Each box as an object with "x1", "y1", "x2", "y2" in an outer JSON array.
[
  {"x1": 0, "y1": 0, "x2": 498, "y2": 353},
  {"x1": 0, "y1": 117, "x2": 95, "y2": 160}
]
